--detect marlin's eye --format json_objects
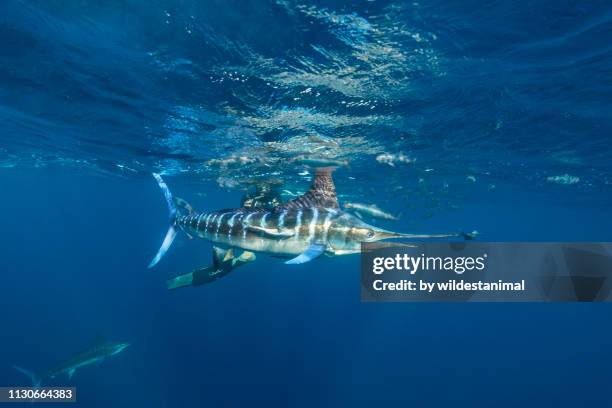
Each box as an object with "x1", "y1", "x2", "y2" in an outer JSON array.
[{"x1": 366, "y1": 231, "x2": 375, "y2": 239}]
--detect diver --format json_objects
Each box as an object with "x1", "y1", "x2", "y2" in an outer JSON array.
[
  {"x1": 167, "y1": 246, "x2": 255, "y2": 290},
  {"x1": 240, "y1": 181, "x2": 283, "y2": 209}
]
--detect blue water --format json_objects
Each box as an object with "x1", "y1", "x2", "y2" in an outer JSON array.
[{"x1": 1, "y1": 0, "x2": 612, "y2": 406}]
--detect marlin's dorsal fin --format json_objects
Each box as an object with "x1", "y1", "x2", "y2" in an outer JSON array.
[{"x1": 278, "y1": 167, "x2": 339, "y2": 210}]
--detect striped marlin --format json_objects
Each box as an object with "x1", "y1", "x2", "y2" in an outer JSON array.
[
  {"x1": 149, "y1": 167, "x2": 470, "y2": 268},
  {"x1": 14, "y1": 338, "x2": 129, "y2": 387}
]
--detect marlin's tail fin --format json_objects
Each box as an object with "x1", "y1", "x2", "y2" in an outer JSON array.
[
  {"x1": 14, "y1": 366, "x2": 42, "y2": 388},
  {"x1": 149, "y1": 173, "x2": 178, "y2": 268}
]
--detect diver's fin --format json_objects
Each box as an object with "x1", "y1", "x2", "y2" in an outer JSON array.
[
  {"x1": 234, "y1": 251, "x2": 256, "y2": 265},
  {"x1": 278, "y1": 167, "x2": 339, "y2": 210},
  {"x1": 67, "y1": 369, "x2": 75, "y2": 380},
  {"x1": 14, "y1": 366, "x2": 42, "y2": 388},
  {"x1": 246, "y1": 225, "x2": 295, "y2": 238},
  {"x1": 148, "y1": 173, "x2": 178, "y2": 268},
  {"x1": 167, "y1": 270, "x2": 196, "y2": 290},
  {"x1": 285, "y1": 244, "x2": 326, "y2": 264}
]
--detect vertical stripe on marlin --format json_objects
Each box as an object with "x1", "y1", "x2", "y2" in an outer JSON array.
[
  {"x1": 308, "y1": 208, "x2": 318, "y2": 242},
  {"x1": 207, "y1": 214, "x2": 217, "y2": 235},
  {"x1": 234, "y1": 213, "x2": 244, "y2": 241},
  {"x1": 215, "y1": 213, "x2": 226, "y2": 238},
  {"x1": 257, "y1": 212, "x2": 269, "y2": 248},
  {"x1": 197, "y1": 213, "x2": 205, "y2": 230},
  {"x1": 227, "y1": 212, "x2": 241, "y2": 241},
  {"x1": 260, "y1": 212, "x2": 269, "y2": 228},
  {"x1": 322, "y1": 209, "x2": 334, "y2": 242},
  {"x1": 294, "y1": 210, "x2": 303, "y2": 239},
  {"x1": 242, "y1": 212, "x2": 254, "y2": 239},
  {"x1": 278, "y1": 210, "x2": 286, "y2": 229},
  {"x1": 203, "y1": 213, "x2": 212, "y2": 235}
]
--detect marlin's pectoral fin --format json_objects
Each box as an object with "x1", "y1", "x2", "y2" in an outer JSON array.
[
  {"x1": 246, "y1": 225, "x2": 295, "y2": 239},
  {"x1": 285, "y1": 244, "x2": 326, "y2": 265},
  {"x1": 67, "y1": 369, "x2": 76, "y2": 380}
]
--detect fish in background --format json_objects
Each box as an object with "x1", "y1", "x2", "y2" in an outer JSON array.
[
  {"x1": 148, "y1": 167, "x2": 474, "y2": 281},
  {"x1": 290, "y1": 155, "x2": 349, "y2": 168},
  {"x1": 14, "y1": 338, "x2": 129, "y2": 387},
  {"x1": 375, "y1": 152, "x2": 415, "y2": 167},
  {"x1": 344, "y1": 202, "x2": 399, "y2": 221}
]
